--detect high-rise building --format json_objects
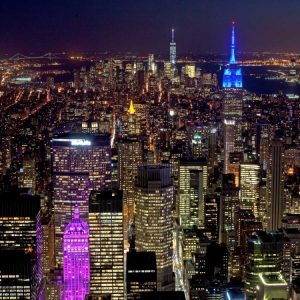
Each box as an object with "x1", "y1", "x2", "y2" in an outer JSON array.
[
  {"x1": 170, "y1": 28, "x2": 176, "y2": 67},
  {"x1": 89, "y1": 190, "x2": 124, "y2": 299},
  {"x1": 256, "y1": 272, "x2": 288, "y2": 300},
  {"x1": 126, "y1": 251, "x2": 157, "y2": 299},
  {"x1": 178, "y1": 158, "x2": 208, "y2": 228},
  {"x1": 240, "y1": 164, "x2": 260, "y2": 216},
  {"x1": 0, "y1": 190, "x2": 42, "y2": 299},
  {"x1": 223, "y1": 119, "x2": 235, "y2": 174},
  {"x1": 52, "y1": 133, "x2": 111, "y2": 265},
  {"x1": 40, "y1": 213, "x2": 55, "y2": 278},
  {"x1": 184, "y1": 64, "x2": 196, "y2": 78},
  {"x1": 118, "y1": 137, "x2": 144, "y2": 229},
  {"x1": 245, "y1": 231, "x2": 283, "y2": 299},
  {"x1": 18, "y1": 153, "x2": 36, "y2": 193},
  {"x1": 223, "y1": 21, "x2": 243, "y2": 164},
  {"x1": 135, "y1": 165, "x2": 174, "y2": 291},
  {"x1": 269, "y1": 139, "x2": 284, "y2": 230},
  {"x1": 63, "y1": 204, "x2": 90, "y2": 299}
]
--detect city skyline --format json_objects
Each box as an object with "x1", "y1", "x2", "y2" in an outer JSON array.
[
  {"x1": 1, "y1": 0, "x2": 300, "y2": 55},
  {"x1": 0, "y1": 2, "x2": 300, "y2": 299}
]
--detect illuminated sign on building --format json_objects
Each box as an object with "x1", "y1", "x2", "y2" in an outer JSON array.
[{"x1": 53, "y1": 138, "x2": 92, "y2": 146}]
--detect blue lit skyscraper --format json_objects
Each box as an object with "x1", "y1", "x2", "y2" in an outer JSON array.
[
  {"x1": 223, "y1": 21, "x2": 243, "y2": 89},
  {"x1": 223, "y1": 21, "x2": 244, "y2": 174},
  {"x1": 170, "y1": 28, "x2": 176, "y2": 67}
]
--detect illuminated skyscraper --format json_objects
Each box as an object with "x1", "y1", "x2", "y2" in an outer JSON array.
[
  {"x1": 135, "y1": 165, "x2": 174, "y2": 291},
  {"x1": 245, "y1": 231, "x2": 283, "y2": 298},
  {"x1": 0, "y1": 190, "x2": 42, "y2": 299},
  {"x1": 178, "y1": 158, "x2": 208, "y2": 228},
  {"x1": 63, "y1": 204, "x2": 90, "y2": 299},
  {"x1": 222, "y1": 21, "x2": 243, "y2": 89},
  {"x1": 89, "y1": 190, "x2": 124, "y2": 299},
  {"x1": 170, "y1": 28, "x2": 176, "y2": 67},
  {"x1": 269, "y1": 139, "x2": 284, "y2": 230},
  {"x1": 240, "y1": 164, "x2": 260, "y2": 216},
  {"x1": 52, "y1": 133, "x2": 111, "y2": 266},
  {"x1": 118, "y1": 137, "x2": 144, "y2": 229},
  {"x1": 223, "y1": 21, "x2": 243, "y2": 171},
  {"x1": 223, "y1": 119, "x2": 235, "y2": 174}
]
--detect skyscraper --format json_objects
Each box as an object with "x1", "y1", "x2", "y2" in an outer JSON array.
[
  {"x1": 240, "y1": 164, "x2": 260, "y2": 216},
  {"x1": 223, "y1": 119, "x2": 235, "y2": 174},
  {"x1": 0, "y1": 190, "x2": 42, "y2": 299},
  {"x1": 118, "y1": 137, "x2": 144, "y2": 231},
  {"x1": 223, "y1": 21, "x2": 243, "y2": 171},
  {"x1": 89, "y1": 190, "x2": 124, "y2": 299},
  {"x1": 126, "y1": 251, "x2": 157, "y2": 299},
  {"x1": 178, "y1": 158, "x2": 208, "y2": 228},
  {"x1": 135, "y1": 165, "x2": 174, "y2": 291},
  {"x1": 269, "y1": 139, "x2": 284, "y2": 230},
  {"x1": 63, "y1": 204, "x2": 90, "y2": 299},
  {"x1": 170, "y1": 28, "x2": 176, "y2": 67},
  {"x1": 52, "y1": 133, "x2": 111, "y2": 265}
]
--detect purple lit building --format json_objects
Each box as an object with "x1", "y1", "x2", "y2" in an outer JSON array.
[{"x1": 63, "y1": 204, "x2": 90, "y2": 299}]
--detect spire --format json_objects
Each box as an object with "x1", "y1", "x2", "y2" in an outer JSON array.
[
  {"x1": 73, "y1": 203, "x2": 80, "y2": 220},
  {"x1": 171, "y1": 28, "x2": 175, "y2": 43},
  {"x1": 229, "y1": 20, "x2": 236, "y2": 65},
  {"x1": 128, "y1": 99, "x2": 135, "y2": 114}
]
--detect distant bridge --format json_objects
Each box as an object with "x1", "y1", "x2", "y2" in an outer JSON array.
[{"x1": 9, "y1": 52, "x2": 62, "y2": 61}]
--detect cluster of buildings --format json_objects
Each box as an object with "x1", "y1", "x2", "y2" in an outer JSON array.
[{"x1": 0, "y1": 23, "x2": 300, "y2": 300}]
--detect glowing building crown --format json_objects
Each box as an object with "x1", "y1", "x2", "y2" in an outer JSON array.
[{"x1": 128, "y1": 99, "x2": 135, "y2": 114}]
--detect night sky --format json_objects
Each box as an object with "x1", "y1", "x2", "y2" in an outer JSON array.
[{"x1": 0, "y1": 0, "x2": 300, "y2": 55}]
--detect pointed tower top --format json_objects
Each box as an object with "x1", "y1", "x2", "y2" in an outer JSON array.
[
  {"x1": 171, "y1": 28, "x2": 175, "y2": 43},
  {"x1": 229, "y1": 21, "x2": 237, "y2": 65},
  {"x1": 128, "y1": 99, "x2": 135, "y2": 114},
  {"x1": 73, "y1": 203, "x2": 80, "y2": 220}
]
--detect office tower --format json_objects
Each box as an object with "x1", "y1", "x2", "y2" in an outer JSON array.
[
  {"x1": 89, "y1": 190, "x2": 124, "y2": 299},
  {"x1": 63, "y1": 204, "x2": 90, "y2": 299},
  {"x1": 0, "y1": 135, "x2": 11, "y2": 178},
  {"x1": 170, "y1": 28, "x2": 176, "y2": 67},
  {"x1": 221, "y1": 174, "x2": 239, "y2": 245},
  {"x1": 0, "y1": 190, "x2": 42, "y2": 299},
  {"x1": 52, "y1": 133, "x2": 111, "y2": 265},
  {"x1": 204, "y1": 195, "x2": 220, "y2": 240},
  {"x1": 148, "y1": 54, "x2": 155, "y2": 73},
  {"x1": 245, "y1": 231, "x2": 283, "y2": 298},
  {"x1": 240, "y1": 164, "x2": 260, "y2": 216},
  {"x1": 223, "y1": 21, "x2": 243, "y2": 167},
  {"x1": 269, "y1": 139, "x2": 284, "y2": 230},
  {"x1": 18, "y1": 153, "x2": 36, "y2": 193},
  {"x1": 184, "y1": 64, "x2": 196, "y2": 78},
  {"x1": 41, "y1": 213, "x2": 55, "y2": 278},
  {"x1": 281, "y1": 228, "x2": 300, "y2": 284},
  {"x1": 126, "y1": 251, "x2": 157, "y2": 299},
  {"x1": 125, "y1": 99, "x2": 141, "y2": 136},
  {"x1": 223, "y1": 119, "x2": 235, "y2": 174},
  {"x1": 178, "y1": 158, "x2": 208, "y2": 228},
  {"x1": 118, "y1": 137, "x2": 144, "y2": 228},
  {"x1": 256, "y1": 272, "x2": 288, "y2": 300},
  {"x1": 135, "y1": 165, "x2": 174, "y2": 291},
  {"x1": 0, "y1": 250, "x2": 36, "y2": 299},
  {"x1": 228, "y1": 152, "x2": 243, "y2": 187}
]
